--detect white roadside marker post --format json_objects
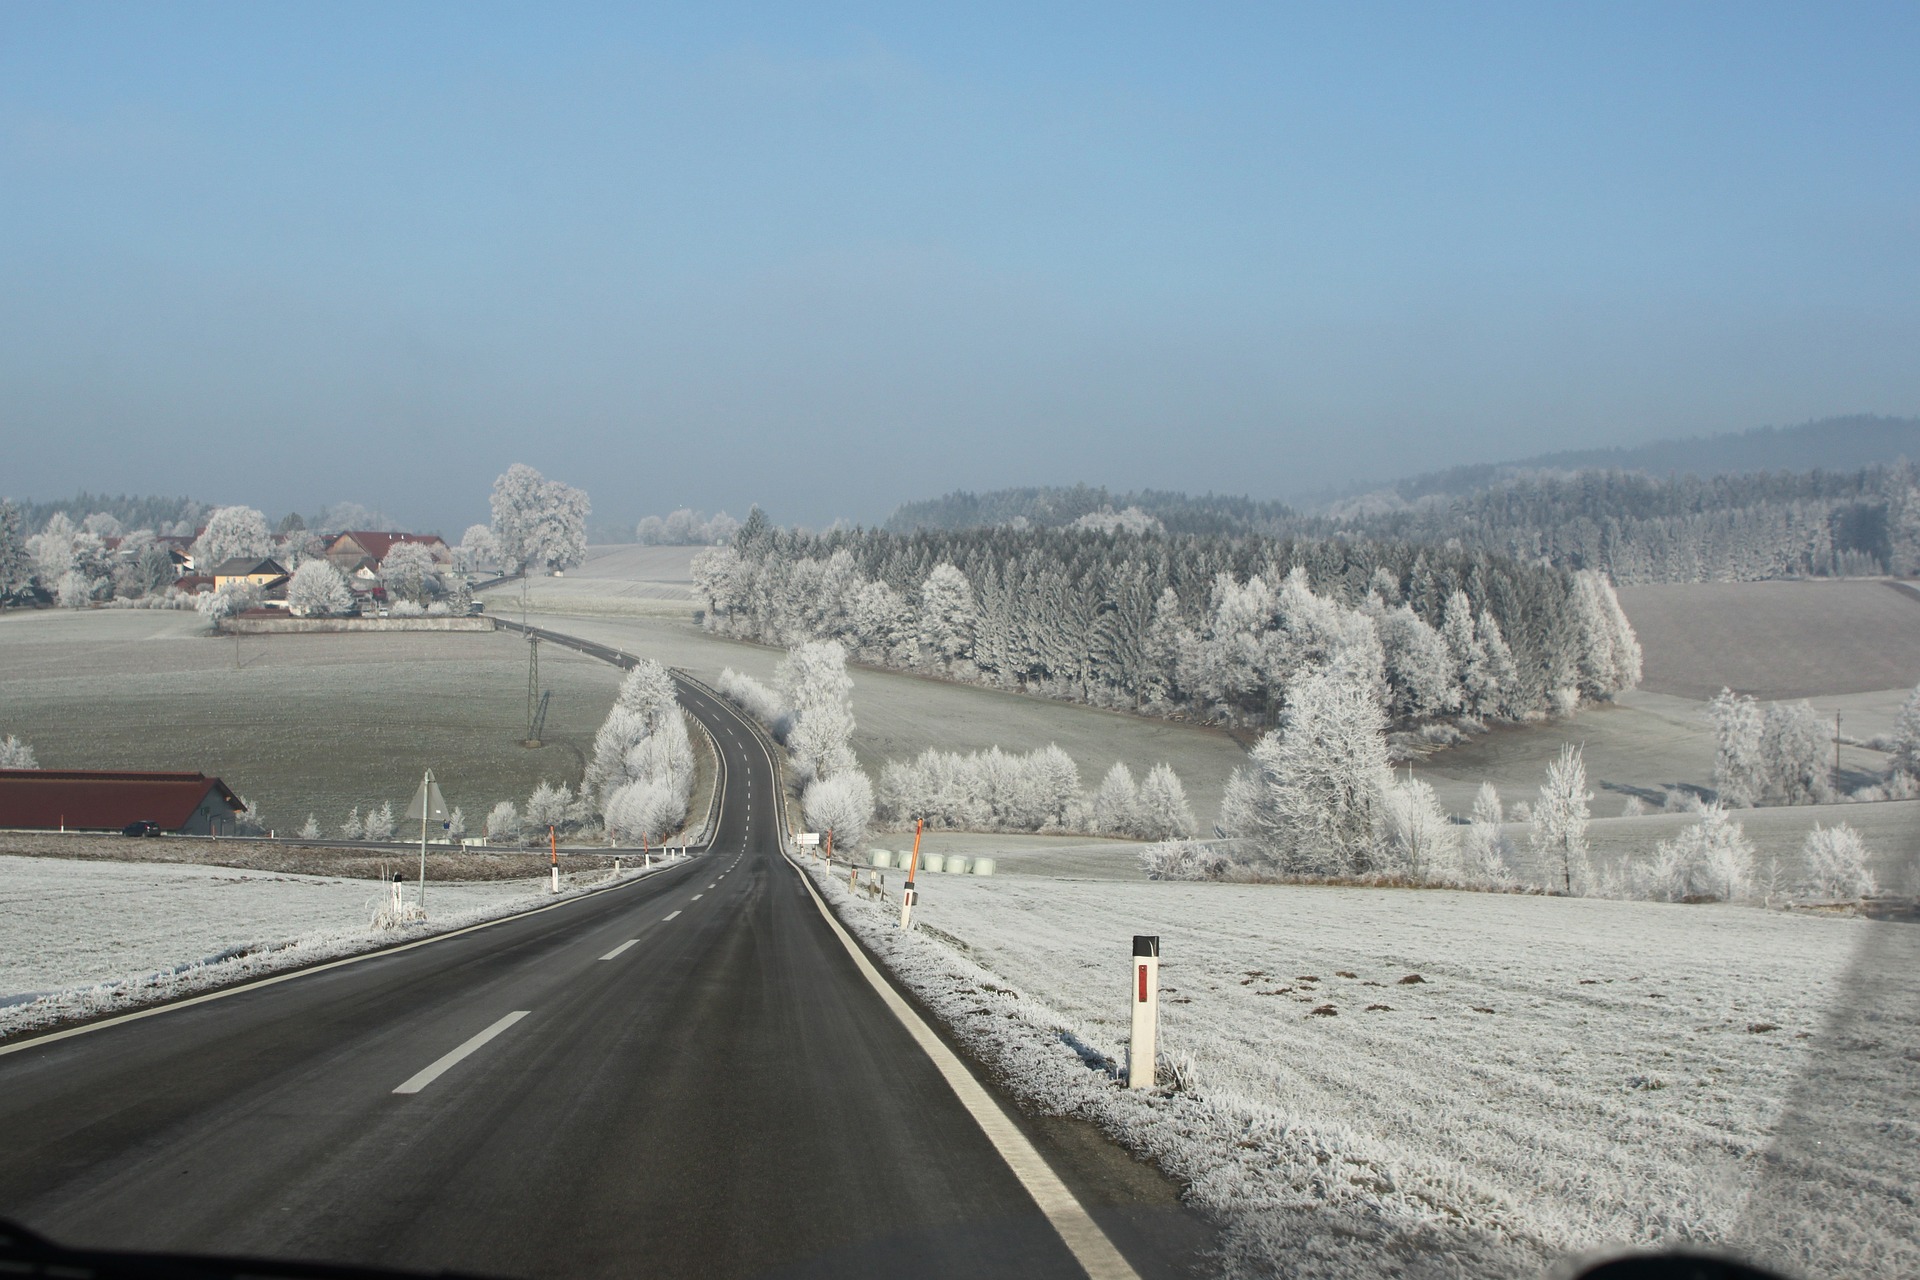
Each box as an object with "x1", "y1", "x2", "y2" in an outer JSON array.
[
  {"x1": 1128, "y1": 935, "x2": 1160, "y2": 1089},
  {"x1": 549, "y1": 826, "x2": 559, "y2": 894}
]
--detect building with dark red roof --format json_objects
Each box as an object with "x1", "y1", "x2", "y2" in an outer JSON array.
[
  {"x1": 324, "y1": 531, "x2": 451, "y2": 576},
  {"x1": 0, "y1": 771, "x2": 246, "y2": 835}
]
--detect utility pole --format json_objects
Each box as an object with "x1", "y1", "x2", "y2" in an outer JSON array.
[{"x1": 1834, "y1": 710, "x2": 1843, "y2": 794}]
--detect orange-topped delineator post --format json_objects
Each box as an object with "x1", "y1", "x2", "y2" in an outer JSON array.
[
  {"x1": 1128, "y1": 935, "x2": 1160, "y2": 1088},
  {"x1": 899, "y1": 819, "x2": 923, "y2": 930}
]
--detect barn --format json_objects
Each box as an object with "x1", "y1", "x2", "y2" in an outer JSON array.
[{"x1": 0, "y1": 771, "x2": 247, "y2": 835}]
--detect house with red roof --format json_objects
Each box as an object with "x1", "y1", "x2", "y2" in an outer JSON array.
[
  {"x1": 0, "y1": 770, "x2": 247, "y2": 835},
  {"x1": 323, "y1": 531, "x2": 451, "y2": 577}
]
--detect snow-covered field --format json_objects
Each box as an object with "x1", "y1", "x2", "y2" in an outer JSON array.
[
  {"x1": 810, "y1": 864, "x2": 1919, "y2": 1279},
  {"x1": 484, "y1": 544, "x2": 700, "y2": 618},
  {"x1": 0, "y1": 855, "x2": 653, "y2": 1040}
]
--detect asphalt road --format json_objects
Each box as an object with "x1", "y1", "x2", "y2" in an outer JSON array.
[{"x1": 0, "y1": 663, "x2": 1210, "y2": 1279}]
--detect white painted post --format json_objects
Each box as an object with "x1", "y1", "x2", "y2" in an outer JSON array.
[
  {"x1": 1128, "y1": 935, "x2": 1160, "y2": 1089},
  {"x1": 899, "y1": 880, "x2": 917, "y2": 931}
]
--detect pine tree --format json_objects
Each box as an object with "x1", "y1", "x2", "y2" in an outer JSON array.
[
  {"x1": 1091, "y1": 762, "x2": 1140, "y2": 836},
  {"x1": 1136, "y1": 763, "x2": 1197, "y2": 840}
]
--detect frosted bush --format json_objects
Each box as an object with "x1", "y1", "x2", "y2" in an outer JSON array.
[
  {"x1": 1800, "y1": 823, "x2": 1876, "y2": 901},
  {"x1": 387, "y1": 599, "x2": 425, "y2": 618},
  {"x1": 485, "y1": 800, "x2": 521, "y2": 842},
  {"x1": 340, "y1": 806, "x2": 364, "y2": 840},
  {"x1": 1379, "y1": 775, "x2": 1460, "y2": 882},
  {"x1": 298, "y1": 814, "x2": 321, "y2": 841},
  {"x1": 525, "y1": 781, "x2": 571, "y2": 832},
  {"x1": 715, "y1": 667, "x2": 791, "y2": 735},
  {"x1": 1140, "y1": 839, "x2": 1233, "y2": 881},
  {"x1": 0, "y1": 734, "x2": 37, "y2": 769},
  {"x1": 1633, "y1": 803, "x2": 1755, "y2": 903},
  {"x1": 1620, "y1": 795, "x2": 1647, "y2": 817}
]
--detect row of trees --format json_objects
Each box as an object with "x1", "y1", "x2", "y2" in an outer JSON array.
[
  {"x1": 693, "y1": 517, "x2": 1641, "y2": 730},
  {"x1": 636, "y1": 508, "x2": 741, "y2": 546},
  {"x1": 875, "y1": 746, "x2": 1198, "y2": 840}
]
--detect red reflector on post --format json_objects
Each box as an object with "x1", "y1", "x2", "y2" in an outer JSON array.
[{"x1": 1138, "y1": 964, "x2": 1148, "y2": 1001}]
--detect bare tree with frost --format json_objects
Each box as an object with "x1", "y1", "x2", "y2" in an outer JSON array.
[
  {"x1": 524, "y1": 781, "x2": 571, "y2": 833},
  {"x1": 1529, "y1": 743, "x2": 1592, "y2": 894},
  {"x1": 456, "y1": 524, "x2": 498, "y2": 574},
  {"x1": 777, "y1": 640, "x2": 858, "y2": 783},
  {"x1": 1463, "y1": 781, "x2": 1515, "y2": 883},
  {"x1": 486, "y1": 800, "x2": 521, "y2": 843},
  {"x1": 0, "y1": 735, "x2": 38, "y2": 769},
  {"x1": 380, "y1": 542, "x2": 439, "y2": 605},
  {"x1": 298, "y1": 814, "x2": 321, "y2": 841},
  {"x1": 340, "y1": 806, "x2": 364, "y2": 840},
  {"x1": 362, "y1": 801, "x2": 395, "y2": 841},
  {"x1": 1381, "y1": 773, "x2": 1460, "y2": 882},
  {"x1": 1759, "y1": 700, "x2": 1833, "y2": 805},
  {"x1": 1634, "y1": 803, "x2": 1755, "y2": 902}
]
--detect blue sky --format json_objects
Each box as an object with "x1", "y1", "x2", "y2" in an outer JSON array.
[{"x1": 3, "y1": 3, "x2": 1917, "y2": 532}]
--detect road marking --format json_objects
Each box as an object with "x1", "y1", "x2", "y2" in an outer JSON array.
[
  {"x1": 663, "y1": 910, "x2": 680, "y2": 921},
  {"x1": 707, "y1": 883, "x2": 716, "y2": 888},
  {"x1": 691, "y1": 893, "x2": 703, "y2": 900},
  {"x1": 600, "y1": 940, "x2": 639, "y2": 960},
  {"x1": 393, "y1": 1011, "x2": 529, "y2": 1095},
  {"x1": 788, "y1": 859, "x2": 1141, "y2": 1280}
]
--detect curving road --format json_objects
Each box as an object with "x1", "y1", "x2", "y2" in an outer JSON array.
[{"x1": 0, "y1": 651, "x2": 1210, "y2": 1278}]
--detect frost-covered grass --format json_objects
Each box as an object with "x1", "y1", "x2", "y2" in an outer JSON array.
[
  {"x1": 479, "y1": 544, "x2": 699, "y2": 617},
  {"x1": 810, "y1": 865, "x2": 1918, "y2": 1279},
  {"x1": 0, "y1": 854, "x2": 660, "y2": 1040},
  {"x1": 1618, "y1": 579, "x2": 1920, "y2": 701},
  {"x1": 0, "y1": 609, "x2": 624, "y2": 828}
]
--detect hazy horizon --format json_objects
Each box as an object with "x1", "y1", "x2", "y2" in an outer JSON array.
[{"x1": 5, "y1": 4, "x2": 1919, "y2": 534}]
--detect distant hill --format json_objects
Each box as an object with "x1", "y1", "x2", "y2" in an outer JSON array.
[{"x1": 1387, "y1": 414, "x2": 1920, "y2": 503}]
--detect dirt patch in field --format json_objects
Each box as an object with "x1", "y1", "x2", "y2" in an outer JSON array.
[
  {"x1": 0, "y1": 831, "x2": 617, "y2": 881},
  {"x1": 1618, "y1": 580, "x2": 1920, "y2": 700}
]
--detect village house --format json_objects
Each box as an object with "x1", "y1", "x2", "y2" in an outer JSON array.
[{"x1": 323, "y1": 531, "x2": 451, "y2": 577}]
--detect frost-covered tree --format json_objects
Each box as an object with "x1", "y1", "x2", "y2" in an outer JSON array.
[
  {"x1": 288, "y1": 559, "x2": 353, "y2": 616},
  {"x1": 490, "y1": 464, "x2": 589, "y2": 576},
  {"x1": 0, "y1": 502, "x2": 32, "y2": 601},
  {"x1": 195, "y1": 580, "x2": 261, "y2": 620},
  {"x1": 380, "y1": 541, "x2": 439, "y2": 604},
  {"x1": 1569, "y1": 570, "x2": 1643, "y2": 700},
  {"x1": 804, "y1": 769, "x2": 876, "y2": 850},
  {"x1": 1529, "y1": 743, "x2": 1593, "y2": 894},
  {"x1": 715, "y1": 667, "x2": 790, "y2": 733},
  {"x1": 0, "y1": 735, "x2": 38, "y2": 769},
  {"x1": 447, "y1": 806, "x2": 466, "y2": 839},
  {"x1": 525, "y1": 781, "x2": 572, "y2": 833},
  {"x1": 1381, "y1": 773, "x2": 1460, "y2": 882},
  {"x1": 1222, "y1": 667, "x2": 1391, "y2": 876},
  {"x1": 1091, "y1": 762, "x2": 1140, "y2": 836},
  {"x1": 191, "y1": 506, "x2": 273, "y2": 569},
  {"x1": 1135, "y1": 763, "x2": 1197, "y2": 840},
  {"x1": 486, "y1": 800, "x2": 521, "y2": 842},
  {"x1": 55, "y1": 569, "x2": 92, "y2": 609},
  {"x1": 121, "y1": 534, "x2": 180, "y2": 598},
  {"x1": 1890, "y1": 683, "x2": 1920, "y2": 779},
  {"x1": 1463, "y1": 781, "x2": 1515, "y2": 883},
  {"x1": 1710, "y1": 688, "x2": 1766, "y2": 807},
  {"x1": 1760, "y1": 700, "x2": 1832, "y2": 805},
  {"x1": 1373, "y1": 602, "x2": 1460, "y2": 722},
  {"x1": 340, "y1": 806, "x2": 364, "y2": 840},
  {"x1": 456, "y1": 524, "x2": 498, "y2": 574},
  {"x1": 28, "y1": 511, "x2": 77, "y2": 583},
  {"x1": 917, "y1": 563, "x2": 978, "y2": 669},
  {"x1": 1634, "y1": 803, "x2": 1755, "y2": 902},
  {"x1": 585, "y1": 660, "x2": 694, "y2": 840},
  {"x1": 604, "y1": 778, "x2": 687, "y2": 845},
  {"x1": 363, "y1": 801, "x2": 396, "y2": 841},
  {"x1": 298, "y1": 814, "x2": 321, "y2": 840},
  {"x1": 1800, "y1": 823, "x2": 1875, "y2": 900},
  {"x1": 777, "y1": 640, "x2": 858, "y2": 783}
]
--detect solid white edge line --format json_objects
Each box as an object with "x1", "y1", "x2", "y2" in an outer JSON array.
[
  {"x1": 785, "y1": 856, "x2": 1140, "y2": 1280},
  {"x1": 392, "y1": 1010, "x2": 529, "y2": 1095},
  {"x1": 0, "y1": 855, "x2": 681, "y2": 1059},
  {"x1": 663, "y1": 910, "x2": 681, "y2": 921},
  {"x1": 600, "y1": 939, "x2": 639, "y2": 960}
]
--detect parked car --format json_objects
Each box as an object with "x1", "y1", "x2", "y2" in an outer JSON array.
[{"x1": 121, "y1": 820, "x2": 164, "y2": 837}]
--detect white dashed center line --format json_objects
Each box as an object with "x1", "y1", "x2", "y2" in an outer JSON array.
[
  {"x1": 663, "y1": 910, "x2": 681, "y2": 921},
  {"x1": 393, "y1": 1011, "x2": 529, "y2": 1095},
  {"x1": 600, "y1": 940, "x2": 639, "y2": 960},
  {"x1": 691, "y1": 893, "x2": 703, "y2": 901}
]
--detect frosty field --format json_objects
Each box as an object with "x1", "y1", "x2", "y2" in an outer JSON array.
[
  {"x1": 0, "y1": 608, "x2": 624, "y2": 831},
  {"x1": 814, "y1": 866, "x2": 1919, "y2": 1280},
  {"x1": 0, "y1": 852, "x2": 658, "y2": 1040},
  {"x1": 490, "y1": 544, "x2": 700, "y2": 618},
  {"x1": 1617, "y1": 579, "x2": 1920, "y2": 701}
]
